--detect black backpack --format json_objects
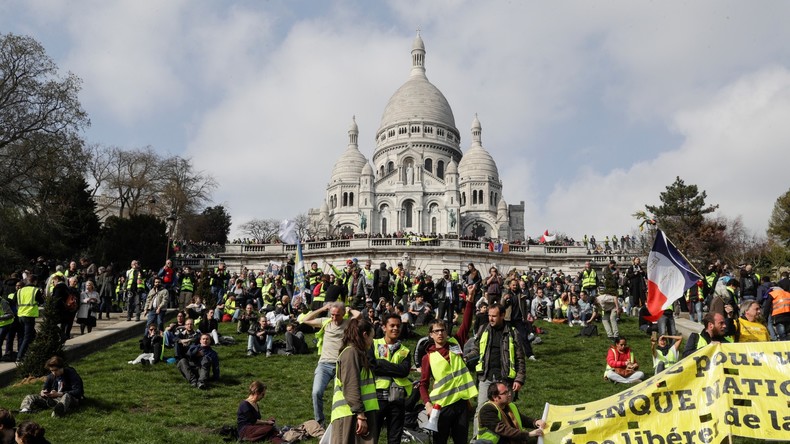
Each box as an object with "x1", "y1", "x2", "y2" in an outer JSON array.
[{"x1": 577, "y1": 324, "x2": 598, "y2": 337}]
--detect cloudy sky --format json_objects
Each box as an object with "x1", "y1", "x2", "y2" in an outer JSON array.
[{"x1": 3, "y1": 0, "x2": 789, "y2": 240}]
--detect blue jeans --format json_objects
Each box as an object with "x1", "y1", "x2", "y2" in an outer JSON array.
[
  {"x1": 775, "y1": 322, "x2": 788, "y2": 341},
  {"x1": 17, "y1": 317, "x2": 37, "y2": 361},
  {"x1": 311, "y1": 361, "x2": 336, "y2": 424},
  {"x1": 658, "y1": 314, "x2": 677, "y2": 336},
  {"x1": 146, "y1": 310, "x2": 164, "y2": 333},
  {"x1": 247, "y1": 334, "x2": 273, "y2": 354},
  {"x1": 692, "y1": 301, "x2": 703, "y2": 323}
]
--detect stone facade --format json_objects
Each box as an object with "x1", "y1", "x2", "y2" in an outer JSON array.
[{"x1": 312, "y1": 33, "x2": 525, "y2": 241}]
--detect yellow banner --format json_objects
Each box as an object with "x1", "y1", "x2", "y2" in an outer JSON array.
[{"x1": 543, "y1": 342, "x2": 790, "y2": 443}]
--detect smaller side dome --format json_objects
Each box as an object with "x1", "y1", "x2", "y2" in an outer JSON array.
[
  {"x1": 362, "y1": 162, "x2": 374, "y2": 176},
  {"x1": 412, "y1": 32, "x2": 425, "y2": 51},
  {"x1": 446, "y1": 159, "x2": 458, "y2": 175},
  {"x1": 497, "y1": 198, "x2": 508, "y2": 212}
]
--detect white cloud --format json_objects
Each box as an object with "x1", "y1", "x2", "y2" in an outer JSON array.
[{"x1": 538, "y1": 67, "x2": 790, "y2": 239}]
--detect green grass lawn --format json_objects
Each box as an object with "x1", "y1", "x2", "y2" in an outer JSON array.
[{"x1": 0, "y1": 316, "x2": 767, "y2": 443}]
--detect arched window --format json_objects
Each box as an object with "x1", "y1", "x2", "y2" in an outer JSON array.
[
  {"x1": 387, "y1": 161, "x2": 394, "y2": 173},
  {"x1": 472, "y1": 191, "x2": 477, "y2": 205},
  {"x1": 349, "y1": 192, "x2": 354, "y2": 206},
  {"x1": 479, "y1": 190, "x2": 484, "y2": 205},
  {"x1": 424, "y1": 158, "x2": 433, "y2": 173},
  {"x1": 490, "y1": 191, "x2": 494, "y2": 206},
  {"x1": 343, "y1": 192, "x2": 348, "y2": 207},
  {"x1": 379, "y1": 165, "x2": 385, "y2": 176},
  {"x1": 461, "y1": 192, "x2": 466, "y2": 206},
  {"x1": 437, "y1": 160, "x2": 445, "y2": 179},
  {"x1": 431, "y1": 217, "x2": 437, "y2": 233},
  {"x1": 403, "y1": 201, "x2": 414, "y2": 228},
  {"x1": 382, "y1": 218, "x2": 388, "y2": 235}
]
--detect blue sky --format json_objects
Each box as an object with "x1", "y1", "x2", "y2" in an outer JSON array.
[{"x1": 3, "y1": 0, "x2": 789, "y2": 240}]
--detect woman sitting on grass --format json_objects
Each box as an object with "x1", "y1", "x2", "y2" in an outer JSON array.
[
  {"x1": 237, "y1": 381, "x2": 282, "y2": 443},
  {"x1": 604, "y1": 337, "x2": 644, "y2": 384}
]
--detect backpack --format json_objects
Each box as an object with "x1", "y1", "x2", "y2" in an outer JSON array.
[
  {"x1": 577, "y1": 324, "x2": 598, "y2": 337},
  {"x1": 282, "y1": 420, "x2": 325, "y2": 442},
  {"x1": 65, "y1": 292, "x2": 78, "y2": 312}
]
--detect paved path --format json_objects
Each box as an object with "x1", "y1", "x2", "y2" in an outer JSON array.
[{"x1": 0, "y1": 310, "x2": 175, "y2": 387}]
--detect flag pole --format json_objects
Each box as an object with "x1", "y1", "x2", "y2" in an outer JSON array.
[{"x1": 656, "y1": 228, "x2": 704, "y2": 278}]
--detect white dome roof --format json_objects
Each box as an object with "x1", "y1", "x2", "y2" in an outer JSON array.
[
  {"x1": 362, "y1": 162, "x2": 374, "y2": 176},
  {"x1": 458, "y1": 116, "x2": 499, "y2": 180},
  {"x1": 379, "y1": 76, "x2": 455, "y2": 130},
  {"x1": 378, "y1": 33, "x2": 456, "y2": 133},
  {"x1": 446, "y1": 159, "x2": 458, "y2": 175},
  {"x1": 331, "y1": 146, "x2": 367, "y2": 182}
]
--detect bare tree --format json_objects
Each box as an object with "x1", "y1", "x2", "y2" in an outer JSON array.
[
  {"x1": 294, "y1": 212, "x2": 319, "y2": 240},
  {"x1": 238, "y1": 218, "x2": 279, "y2": 242},
  {"x1": 159, "y1": 155, "x2": 217, "y2": 221}
]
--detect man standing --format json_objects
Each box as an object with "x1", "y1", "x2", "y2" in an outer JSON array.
[
  {"x1": 126, "y1": 260, "x2": 146, "y2": 322},
  {"x1": 580, "y1": 261, "x2": 598, "y2": 300},
  {"x1": 762, "y1": 285, "x2": 790, "y2": 341},
  {"x1": 739, "y1": 264, "x2": 758, "y2": 302},
  {"x1": 301, "y1": 301, "x2": 361, "y2": 426},
  {"x1": 372, "y1": 262, "x2": 391, "y2": 302},
  {"x1": 433, "y1": 269, "x2": 458, "y2": 330},
  {"x1": 369, "y1": 314, "x2": 412, "y2": 444},
  {"x1": 419, "y1": 286, "x2": 476, "y2": 444},
  {"x1": 157, "y1": 259, "x2": 176, "y2": 307},
  {"x1": 476, "y1": 382, "x2": 545, "y2": 444},
  {"x1": 177, "y1": 333, "x2": 220, "y2": 389},
  {"x1": 20, "y1": 356, "x2": 84, "y2": 417},
  {"x1": 683, "y1": 313, "x2": 730, "y2": 357},
  {"x1": 15, "y1": 276, "x2": 43, "y2": 362},
  {"x1": 144, "y1": 277, "x2": 169, "y2": 333},
  {"x1": 177, "y1": 266, "x2": 195, "y2": 311},
  {"x1": 626, "y1": 257, "x2": 647, "y2": 313},
  {"x1": 470, "y1": 303, "x2": 526, "y2": 436}
]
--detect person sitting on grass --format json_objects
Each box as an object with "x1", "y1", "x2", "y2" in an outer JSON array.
[
  {"x1": 476, "y1": 382, "x2": 545, "y2": 444},
  {"x1": 650, "y1": 334, "x2": 682, "y2": 374},
  {"x1": 20, "y1": 356, "x2": 84, "y2": 417},
  {"x1": 237, "y1": 303, "x2": 259, "y2": 334},
  {"x1": 130, "y1": 324, "x2": 163, "y2": 364},
  {"x1": 604, "y1": 337, "x2": 644, "y2": 384},
  {"x1": 284, "y1": 322, "x2": 309, "y2": 355},
  {"x1": 14, "y1": 421, "x2": 50, "y2": 444},
  {"x1": 199, "y1": 308, "x2": 220, "y2": 345},
  {"x1": 247, "y1": 316, "x2": 276, "y2": 357},
  {"x1": 177, "y1": 333, "x2": 220, "y2": 390},
  {"x1": 172, "y1": 318, "x2": 199, "y2": 360},
  {"x1": 237, "y1": 380, "x2": 282, "y2": 443},
  {"x1": 164, "y1": 311, "x2": 187, "y2": 346}
]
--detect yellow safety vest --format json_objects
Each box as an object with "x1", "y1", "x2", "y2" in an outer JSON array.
[
  {"x1": 582, "y1": 270, "x2": 597, "y2": 289},
  {"x1": 315, "y1": 318, "x2": 333, "y2": 355},
  {"x1": 604, "y1": 348, "x2": 634, "y2": 377},
  {"x1": 16, "y1": 286, "x2": 40, "y2": 318},
  {"x1": 222, "y1": 294, "x2": 237, "y2": 316},
  {"x1": 476, "y1": 402, "x2": 524, "y2": 444},
  {"x1": 330, "y1": 347, "x2": 379, "y2": 422},
  {"x1": 653, "y1": 346, "x2": 679, "y2": 366},
  {"x1": 126, "y1": 269, "x2": 145, "y2": 290},
  {"x1": 0, "y1": 298, "x2": 14, "y2": 328},
  {"x1": 180, "y1": 276, "x2": 194, "y2": 292},
  {"x1": 372, "y1": 338, "x2": 412, "y2": 396},
  {"x1": 475, "y1": 328, "x2": 517, "y2": 379},
  {"x1": 428, "y1": 338, "x2": 478, "y2": 407}
]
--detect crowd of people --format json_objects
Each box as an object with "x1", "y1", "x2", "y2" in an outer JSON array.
[{"x1": 1, "y1": 252, "x2": 787, "y2": 443}]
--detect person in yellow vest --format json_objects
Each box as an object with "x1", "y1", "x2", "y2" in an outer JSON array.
[
  {"x1": 126, "y1": 260, "x2": 146, "y2": 322},
  {"x1": 418, "y1": 285, "x2": 477, "y2": 444},
  {"x1": 330, "y1": 318, "x2": 378, "y2": 444},
  {"x1": 302, "y1": 302, "x2": 362, "y2": 426},
  {"x1": 177, "y1": 266, "x2": 196, "y2": 312},
  {"x1": 368, "y1": 314, "x2": 411, "y2": 444},
  {"x1": 476, "y1": 382, "x2": 545, "y2": 444},
  {"x1": 469, "y1": 302, "x2": 526, "y2": 436},
  {"x1": 762, "y1": 285, "x2": 790, "y2": 341},
  {"x1": 650, "y1": 334, "x2": 682, "y2": 374},
  {"x1": 733, "y1": 300, "x2": 770, "y2": 342},
  {"x1": 15, "y1": 275, "x2": 44, "y2": 362},
  {"x1": 579, "y1": 261, "x2": 598, "y2": 300},
  {"x1": 682, "y1": 312, "x2": 731, "y2": 358}
]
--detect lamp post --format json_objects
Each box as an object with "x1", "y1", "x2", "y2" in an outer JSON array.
[{"x1": 165, "y1": 211, "x2": 177, "y2": 262}]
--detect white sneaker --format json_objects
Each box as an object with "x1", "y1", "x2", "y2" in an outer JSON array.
[
  {"x1": 19, "y1": 408, "x2": 30, "y2": 413},
  {"x1": 528, "y1": 355, "x2": 537, "y2": 361}
]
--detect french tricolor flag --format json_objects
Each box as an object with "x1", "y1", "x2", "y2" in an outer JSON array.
[{"x1": 645, "y1": 230, "x2": 701, "y2": 322}]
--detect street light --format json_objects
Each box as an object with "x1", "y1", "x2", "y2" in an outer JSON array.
[{"x1": 165, "y1": 211, "x2": 177, "y2": 261}]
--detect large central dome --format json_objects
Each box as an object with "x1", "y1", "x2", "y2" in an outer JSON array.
[{"x1": 378, "y1": 33, "x2": 456, "y2": 133}]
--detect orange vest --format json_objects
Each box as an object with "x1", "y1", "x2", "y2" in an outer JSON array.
[{"x1": 769, "y1": 288, "x2": 790, "y2": 317}]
